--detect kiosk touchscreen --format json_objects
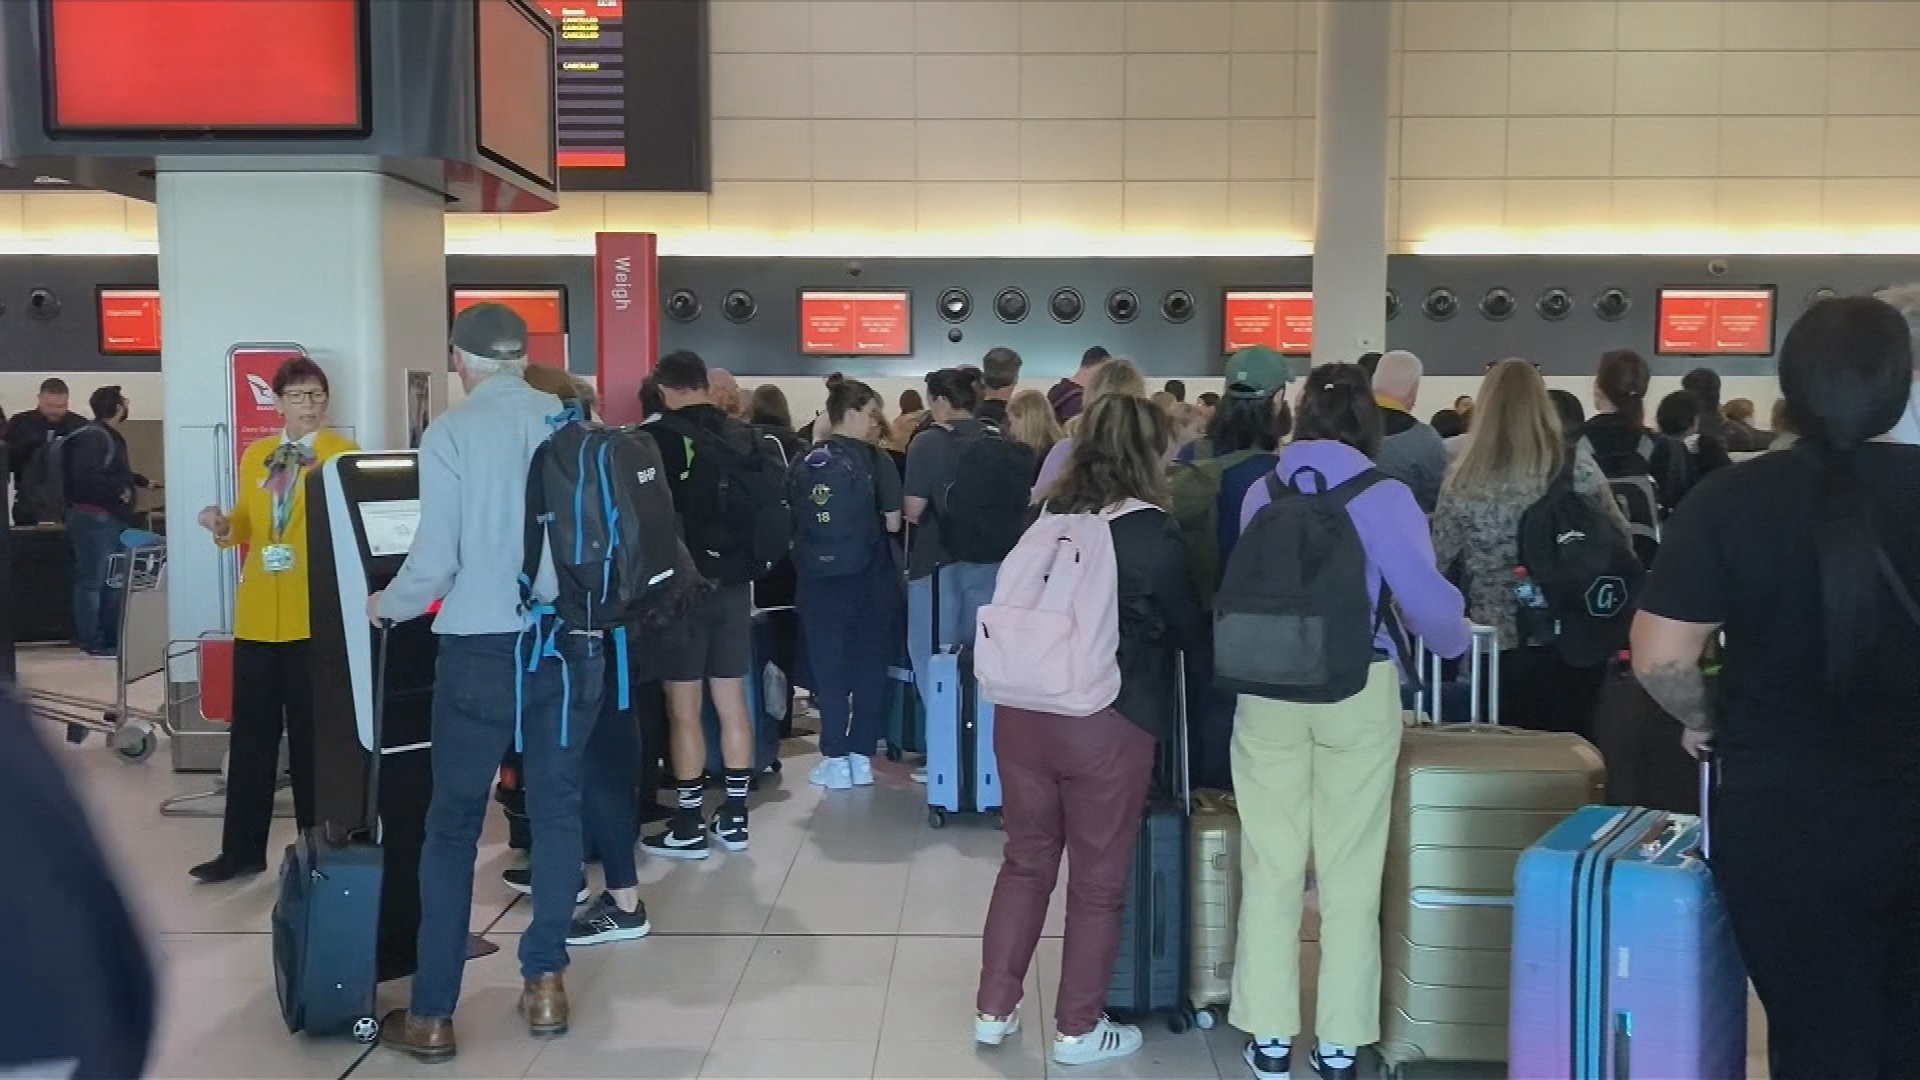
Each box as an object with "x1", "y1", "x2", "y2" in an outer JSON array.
[{"x1": 306, "y1": 452, "x2": 437, "y2": 981}]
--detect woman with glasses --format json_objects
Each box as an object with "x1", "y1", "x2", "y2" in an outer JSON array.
[{"x1": 189, "y1": 358, "x2": 357, "y2": 883}]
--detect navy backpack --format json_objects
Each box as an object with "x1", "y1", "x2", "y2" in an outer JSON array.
[{"x1": 790, "y1": 440, "x2": 883, "y2": 578}]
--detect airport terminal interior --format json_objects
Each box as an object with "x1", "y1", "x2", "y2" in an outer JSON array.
[{"x1": 14, "y1": 0, "x2": 1920, "y2": 1076}]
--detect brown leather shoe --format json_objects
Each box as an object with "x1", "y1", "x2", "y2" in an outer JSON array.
[
  {"x1": 520, "y1": 973, "x2": 569, "y2": 1037},
  {"x1": 380, "y1": 1008, "x2": 456, "y2": 1063}
]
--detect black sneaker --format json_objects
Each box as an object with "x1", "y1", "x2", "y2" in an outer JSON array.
[
  {"x1": 1309, "y1": 1044, "x2": 1358, "y2": 1080},
  {"x1": 565, "y1": 893, "x2": 652, "y2": 946},
  {"x1": 501, "y1": 865, "x2": 589, "y2": 904},
  {"x1": 711, "y1": 806, "x2": 749, "y2": 852},
  {"x1": 1243, "y1": 1039, "x2": 1291, "y2": 1080},
  {"x1": 188, "y1": 854, "x2": 267, "y2": 884},
  {"x1": 642, "y1": 816, "x2": 711, "y2": 861}
]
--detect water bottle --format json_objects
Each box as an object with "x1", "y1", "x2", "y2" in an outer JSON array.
[{"x1": 1511, "y1": 567, "x2": 1557, "y2": 646}]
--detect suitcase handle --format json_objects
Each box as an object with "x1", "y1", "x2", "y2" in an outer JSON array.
[
  {"x1": 365, "y1": 621, "x2": 392, "y2": 844},
  {"x1": 1695, "y1": 751, "x2": 1716, "y2": 860},
  {"x1": 1415, "y1": 625, "x2": 1499, "y2": 725}
]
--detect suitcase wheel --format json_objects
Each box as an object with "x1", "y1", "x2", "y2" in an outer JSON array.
[
  {"x1": 885, "y1": 744, "x2": 903, "y2": 762},
  {"x1": 928, "y1": 807, "x2": 948, "y2": 829},
  {"x1": 990, "y1": 811, "x2": 1004, "y2": 831},
  {"x1": 353, "y1": 1016, "x2": 380, "y2": 1044},
  {"x1": 1167, "y1": 1006, "x2": 1193, "y2": 1035},
  {"x1": 1194, "y1": 1006, "x2": 1221, "y2": 1031}
]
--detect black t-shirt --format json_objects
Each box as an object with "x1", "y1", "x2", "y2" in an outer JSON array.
[
  {"x1": 903, "y1": 417, "x2": 990, "y2": 579},
  {"x1": 1639, "y1": 443, "x2": 1920, "y2": 792}
]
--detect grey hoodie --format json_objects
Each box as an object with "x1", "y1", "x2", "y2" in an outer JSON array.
[{"x1": 1373, "y1": 406, "x2": 1450, "y2": 513}]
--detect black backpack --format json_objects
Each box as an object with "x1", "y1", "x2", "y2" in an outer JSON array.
[
  {"x1": 938, "y1": 424, "x2": 1035, "y2": 565},
  {"x1": 1213, "y1": 467, "x2": 1407, "y2": 704},
  {"x1": 1517, "y1": 455, "x2": 1646, "y2": 668},
  {"x1": 1576, "y1": 432, "x2": 1690, "y2": 568},
  {"x1": 24, "y1": 426, "x2": 93, "y2": 521},
  {"x1": 661, "y1": 414, "x2": 794, "y2": 585},
  {"x1": 521, "y1": 421, "x2": 706, "y2": 636},
  {"x1": 790, "y1": 440, "x2": 883, "y2": 579}
]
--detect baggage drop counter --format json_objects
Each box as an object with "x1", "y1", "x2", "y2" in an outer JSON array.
[{"x1": 306, "y1": 453, "x2": 437, "y2": 982}]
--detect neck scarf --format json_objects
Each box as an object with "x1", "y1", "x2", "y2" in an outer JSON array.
[{"x1": 262, "y1": 440, "x2": 316, "y2": 540}]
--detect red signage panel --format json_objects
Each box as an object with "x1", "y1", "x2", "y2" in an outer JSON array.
[
  {"x1": 46, "y1": 0, "x2": 364, "y2": 132},
  {"x1": 98, "y1": 288, "x2": 161, "y2": 355},
  {"x1": 593, "y1": 232, "x2": 658, "y2": 426},
  {"x1": 799, "y1": 291, "x2": 912, "y2": 357},
  {"x1": 1224, "y1": 290, "x2": 1313, "y2": 356},
  {"x1": 1656, "y1": 288, "x2": 1776, "y2": 356},
  {"x1": 452, "y1": 287, "x2": 568, "y2": 368}
]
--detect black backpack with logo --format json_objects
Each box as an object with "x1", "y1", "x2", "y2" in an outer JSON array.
[
  {"x1": 1516, "y1": 455, "x2": 1646, "y2": 668},
  {"x1": 938, "y1": 424, "x2": 1035, "y2": 565},
  {"x1": 520, "y1": 421, "x2": 706, "y2": 635},
  {"x1": 1213, "y1": 467, "x2": 1408, "y2": 704},
  {"x1": 660, "y1": 413, "x2": 794, "y2": 585},
  {"x1": 1576, "y1": 432, "x2": 1690, "y2": 568},
  {"x1": 790, "y1": 440, "x2": 883, "y2": 579}
]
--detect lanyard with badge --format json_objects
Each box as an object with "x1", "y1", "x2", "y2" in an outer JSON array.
[{"x1": 260, "y1": 441, "x2": 314, "y2": 573}]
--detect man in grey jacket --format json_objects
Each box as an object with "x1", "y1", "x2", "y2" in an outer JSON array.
[{"x1": 1371, "y1": 349, "x2": 1449, "y2": 513}]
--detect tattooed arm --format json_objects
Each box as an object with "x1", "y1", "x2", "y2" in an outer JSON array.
[{"x1": 1630, "y1": 612, "x2": 1719, "y2": 738}]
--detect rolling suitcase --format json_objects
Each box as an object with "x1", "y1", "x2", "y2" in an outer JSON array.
[
  {"x1": 1509, "y1": 759, "x2": 1746, "y2": 1080},
  {"x1": 271, "y1": 626, "x2": 393, "y2": 1043},
  {"x1": 1378, "y1": 627, "x2": 1606, "y2": 1073},
  {"x1": 1107, "y1": 655, "x2": 1193, "y2": 1031},
  {"x1": 883, "y1": 661, "x2": 924, "y2": 760},
  {"x1": 923, "y1": 567, "x2": 999, "y2": 826},
  {"x1": 1187, "y1": 788, "x2": 1240, "y2": 1027}
]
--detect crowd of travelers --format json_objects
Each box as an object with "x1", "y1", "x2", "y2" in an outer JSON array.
[{"x1": 73, "y1": 284, "x2": 1912, "y2": 1079}]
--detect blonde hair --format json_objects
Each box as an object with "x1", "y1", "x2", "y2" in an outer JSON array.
[
  {"x1": 1044, "y1": 394, "x2": 1171, "y2": 513},
  {"x1": 1168, "y1": 401, "x2": 1207, "y2": 449},
  {"x1": 1006, "y1": 388, "x2": 1063, "y2": 458},
  {"x1": 1067, "y1": 356, "x2": 1147, "y2": 436},
  {"x1": 1444, "y1": 359, "x2": 1563, "y2": 496}
]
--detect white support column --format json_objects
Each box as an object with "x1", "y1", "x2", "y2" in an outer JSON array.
[
  {"x1": 1312, "y1": 0, "x2": 1394, "y2": 363},
  {"x1": 156, "y1": 169, "x2": 446, "y2": 646}
]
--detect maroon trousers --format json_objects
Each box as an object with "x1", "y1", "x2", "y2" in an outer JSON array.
[{"x1": 977, "y1": 705, "x2": 1157, "y2": 1036}]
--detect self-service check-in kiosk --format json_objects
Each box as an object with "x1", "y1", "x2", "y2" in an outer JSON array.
[{"x1": 306, "y1": 453, "x2": 436, "y2": 982}]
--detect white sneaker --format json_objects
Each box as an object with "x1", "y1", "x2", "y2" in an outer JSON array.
[
  {"x1": 1052, "y1": 1016, "x2": 1143, "y2": 1067},
  {"x1": 848, "y1": 753, "x2": 875, "y2": 786},
  {"x1": 974, "y1": 1005, "x2": 1021, "y2": 1046},
  {"x1": 809, "y1": 756, "x2": 853, "y2": 790},
  {"x1": 910, "y1": 767, "x2": 928, "y2": 784}
]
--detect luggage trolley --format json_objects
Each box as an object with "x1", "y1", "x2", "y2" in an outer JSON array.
[{"x1": 32, "y1": 536, "x2": 171, "y2": 762}]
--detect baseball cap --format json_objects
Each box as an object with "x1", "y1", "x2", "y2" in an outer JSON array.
[
  {"x1": 449, "y1": 302, "x2": 530, "y2": 362},
  {"x1": 1224, "y1": 346, "x2": 1294, "y2": 398}
]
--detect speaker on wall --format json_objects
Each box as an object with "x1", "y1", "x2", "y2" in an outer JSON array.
[
  {"x1": 1479, "y1": 287, "x2": 1516, "y2": 321},
  {"x1": 27, "y1": 287, "x2": 58, "y2": 320},
  {"x1": 1385, "y1": 289, "x2": 1400, "y2": 320},
  {"x1": 1536, "y1": 287, "x2": 1573, "y2": 321},
  {"x1": 1161, "y1": 289, "x2": 1195, "y2": 323},
  {"x1": 1106, "y1": 288, "x2": 1139, "y2": 323},
  {"x1": 664, "y1": 288, "x2": 700, "y2": 322},
  {"x1": 722, "y1": 289, "x2": 756, "y2": 323},
  {"x1": 938, "y1": 287, "x2": 972, "y2": 322},
  {"x1": 1049, "y1": 287, "x2": 1084, "y2": 323},
  {"x1": 1422, "y1": 287, "x2": 1457, "y2": 321},
  {"x1": 994, "y1": 287, "x2": 1029, "y2": 323},
  {"x1": 1594, "y1": 286, "x2": 1631, "y2": 321}
]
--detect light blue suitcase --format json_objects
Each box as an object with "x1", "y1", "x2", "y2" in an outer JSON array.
[
  {"x1": 922, "y1": 645, "x2": 999, "y2": 827},
  {"x1": 1509, "y1": 761, "x2": 1747, "y2": 1080}
]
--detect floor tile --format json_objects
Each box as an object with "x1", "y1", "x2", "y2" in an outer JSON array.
[
  {"x1": 718, "y1": 984, "x2": 891, "y2": 1043},
  {"x1": 741, "y1": 934, "x2": 898, "y2": 986},
  {"x1": 698, "y1": 1038, "x2": 878, "y2": 1078},
  {"x1": 525, "y1": 1042, "x2": 710, "y2": 1078},
  {"x1": 873, "y1": 1037, "x2": 1048, "y2": 1080}
]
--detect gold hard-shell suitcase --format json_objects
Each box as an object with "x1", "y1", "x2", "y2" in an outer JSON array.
[{"x1": 1187, "y1": 789, "x2": 1240, "y2": 1025}]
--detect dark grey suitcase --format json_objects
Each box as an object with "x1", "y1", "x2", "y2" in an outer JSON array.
[{"x1": 1106, "y1": 656, "x2": 1194, "y2": 1031}]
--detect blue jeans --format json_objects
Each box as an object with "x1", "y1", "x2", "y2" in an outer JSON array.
[
  {"x1": 582, "y1": 654, "x2": 639, "y2": 891},
  {"x1": 411, "y1": 630, "x2": 604, "y2": 1018},
  {"x1": 799, "y1": 561, "x2": 902, "y2": 759},
  {"x1": 66, "y1": 509, "x2": 123, "y2": 653},
  {"x1": 906, "y1": 562, "x2": 999, "y2": 712}
]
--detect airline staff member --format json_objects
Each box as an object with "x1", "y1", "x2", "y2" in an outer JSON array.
[{"x1": 189, "y1": 357, "x2": 356, "y2": 884}]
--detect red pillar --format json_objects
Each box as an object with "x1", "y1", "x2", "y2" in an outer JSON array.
[{"x1": 593, "y1": 231, "x2": 659, "y2": 426}]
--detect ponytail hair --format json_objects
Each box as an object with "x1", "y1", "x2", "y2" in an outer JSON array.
[
  {"x1": 825, "y1": 378, "x2": 878, "y2": 427},
  {"x1": 1293, "y1": 363, "x2": 1383, "y2": 458},
  {"x1": 1596, "y1": 348, "x2": 1650, "y2": 428},
  {"x1": 1778, "y1": 295, "x2": 1915, "y2": 702}
]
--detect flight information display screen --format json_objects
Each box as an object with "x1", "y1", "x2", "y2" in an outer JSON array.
[{"x1": 538, "y1": 0, "x2": 627, "y2": 170}]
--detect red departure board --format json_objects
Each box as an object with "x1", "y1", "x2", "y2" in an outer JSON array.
[
  {"x1": 98, "y1": 288, "x2": 161, "y2": 355},
  {"x1": 800, "y1": 291, "x2": 913, "y2": 357},
  {"x1": 453, "y1": 287, "x2": 568, "y2": 368},
  {"x1": 45, "y1": 0, "x2": 364, "y2": 132},
  {"x1": 1656, "y1": 288, "x2": 1776, "y2": 356},
  {"x1": 538, "y1": 0, "x2": 628, "y2": 169},
  {"x1": 478, "y1": 0, "x2": 559, "y2": 188},
  {"x1": 1224, "y1": 290, "x2": 1313, "y2": 356}
]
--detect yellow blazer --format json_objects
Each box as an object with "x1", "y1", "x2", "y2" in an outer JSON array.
[{"x1": 218, "y1": 429, "x2": 357, "y2": 643}]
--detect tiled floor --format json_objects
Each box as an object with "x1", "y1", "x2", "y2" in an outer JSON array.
[{"x1": 23, "y1": 647, "x2": 1767, "y2": 1079}]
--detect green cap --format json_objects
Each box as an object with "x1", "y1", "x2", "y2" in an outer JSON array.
[{"x1": 1224, "y1": 346, "x2": 1294, "y2": 398}]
